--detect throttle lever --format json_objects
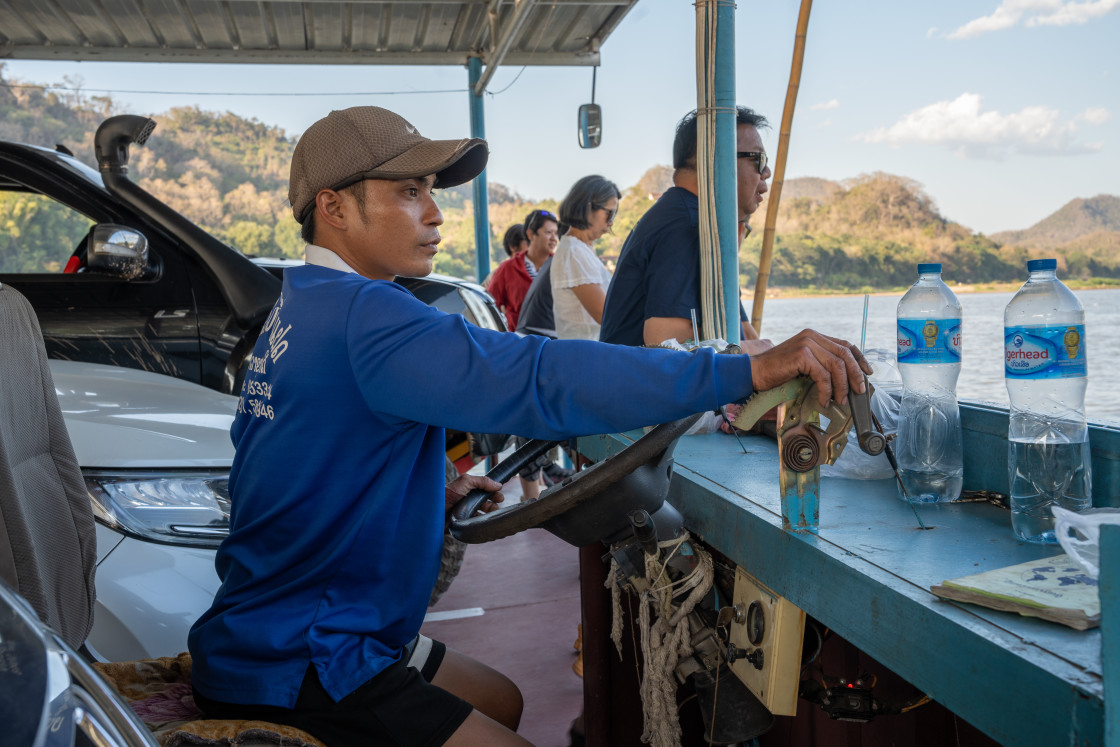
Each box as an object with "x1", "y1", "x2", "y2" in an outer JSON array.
[{"x1": 848, "y1": 377, "x2": 885, "y2": 456}]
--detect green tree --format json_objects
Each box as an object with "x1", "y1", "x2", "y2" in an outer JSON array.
[{"x1": 0, "y1": 192, "x2": 93, "y2": 273}]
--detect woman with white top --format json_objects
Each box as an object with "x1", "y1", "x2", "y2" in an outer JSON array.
[{"x1": 550, "y1": 175, "x2": 621, "y2": 340}]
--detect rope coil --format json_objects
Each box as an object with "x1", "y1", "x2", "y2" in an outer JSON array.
[{"x1": 605, "y1": 533, "x2": 715, "y2": 747}]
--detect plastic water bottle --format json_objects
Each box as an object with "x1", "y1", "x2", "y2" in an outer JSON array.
[
  {"x1": 895, "y1": 263, "x2": 963, "y2": 502},
  {"x1": 1004, "y1": 258, "x2": 1091, "y2": 544}
]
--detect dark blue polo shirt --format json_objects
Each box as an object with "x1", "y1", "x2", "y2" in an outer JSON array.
[{"x1": 600, "y1": 187, "x2": 746, "y2": 346}]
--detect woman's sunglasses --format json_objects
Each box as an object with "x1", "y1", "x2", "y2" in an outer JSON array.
[
  {"x1": 525, "y1": 209, "x2": 558, "y2": 232},
  {"x1": 592, "y1": 204, "x2": 617, "y2": 222}
]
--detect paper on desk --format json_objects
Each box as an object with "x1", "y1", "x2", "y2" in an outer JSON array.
[{"x1": 931, "y1": 554, "x2": 1099, "y2": 630}]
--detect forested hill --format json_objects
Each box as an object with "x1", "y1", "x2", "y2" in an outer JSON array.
[
  {"x1": 991, "y1": 195, "x2": 1120, "y2": 248},
  {"x1": 986, "y1": 196, "x2": 1120, "y2": 282},
  {"x1": 2, "y1": 65, "x2": 1117, "y2": 289},
  {"x1": 738, "y1": 173, "x2": 1022, "y2": 290},
  {"x1": 739, "y1": 174, "x2": 1120, "y2": 290}
]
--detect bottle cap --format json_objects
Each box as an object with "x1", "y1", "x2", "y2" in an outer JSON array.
[
  {"x1": 917, "y1": 263, "x2": 941, "y2": 274},
  {"x1": 1027, "y1": 258, "x2": 1057, "y2": 272}
]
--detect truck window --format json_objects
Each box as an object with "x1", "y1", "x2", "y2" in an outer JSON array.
[{"x1": 0, "y1": 190, "x2": 94, "y2": 273}]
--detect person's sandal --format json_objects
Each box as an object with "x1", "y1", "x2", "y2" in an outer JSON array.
[{"x1": 542, "y1": 462, "x2": 575, "y2": 486}]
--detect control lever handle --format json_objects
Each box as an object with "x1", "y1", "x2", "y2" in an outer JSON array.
[{"x1": 848, "y1": 378, "x2": 885, "y2": 456}]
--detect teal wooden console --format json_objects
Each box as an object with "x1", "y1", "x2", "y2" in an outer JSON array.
[{"x1": 579, "y1": 404, "x2": 1120, "y2": 746}]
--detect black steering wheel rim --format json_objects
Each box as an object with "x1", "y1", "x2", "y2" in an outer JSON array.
[{"x1": 449, "y1": 413, "x2": 702, "y2": 544}]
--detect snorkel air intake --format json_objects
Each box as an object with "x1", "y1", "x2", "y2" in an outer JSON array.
[
  {"x1": 94, "y1": 115, "x2": 279, "y2": 329},
  {"x1": 94, "y1": 115, "x2": 156, "y2": 173}
]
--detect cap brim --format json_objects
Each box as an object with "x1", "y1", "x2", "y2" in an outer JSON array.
[{"x1": 362, "y1": 138, "x2": 488, "y2": 188}]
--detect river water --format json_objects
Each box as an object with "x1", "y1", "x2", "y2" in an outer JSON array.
[{"x1": 753, "y1": 288, "x2": 1120, "y2": 427}]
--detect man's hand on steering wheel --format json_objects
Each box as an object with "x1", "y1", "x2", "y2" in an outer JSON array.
[
  {"x1": 749, "y1": 329, "x2": 873, "y2": 408},
  {"x1": 445, "y1": 473, "x2": 505, "y2": 528}
]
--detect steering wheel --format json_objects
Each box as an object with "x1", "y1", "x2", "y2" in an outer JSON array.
[{"x1": 449, "y1": 413, "x2": 702, "y2": 545}]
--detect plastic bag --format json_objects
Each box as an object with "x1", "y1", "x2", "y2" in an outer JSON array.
[
  {"x1": 1053, "y1": 505, "x2": 1120, "y2": 580},
  {"x1": 684, "y1": 411, "x2": 725, "y2": 435},
  {"x1": 820, "y1": 349, "x2": 901, "y2": 481}
]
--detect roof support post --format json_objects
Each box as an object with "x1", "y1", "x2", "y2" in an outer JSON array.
[
  {"x1": 695, "y1": 0, "x2": 739, "y2": 344},
  {"x1": 468, "y1": 56, "x2": 492, "y2": 286},
  {"x1": 713, "y1": 0, "x2": 738, "y2": 345}
]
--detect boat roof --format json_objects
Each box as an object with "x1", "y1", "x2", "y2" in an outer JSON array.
[{"x1": 0, "y1": 0, "x2": 636, "y2": 82}]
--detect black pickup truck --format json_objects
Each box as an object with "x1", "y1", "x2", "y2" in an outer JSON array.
[{"x1": 0, "y1": 115, "x2": 506, "y2": 397}]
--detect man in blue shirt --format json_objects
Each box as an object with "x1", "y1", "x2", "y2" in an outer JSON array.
[
  {"x1": 600, "y1": 107, "x2": 772, "y2": 349},
  {"x1": 188, "y1": 105, "x2": 870, "y2": 747}
]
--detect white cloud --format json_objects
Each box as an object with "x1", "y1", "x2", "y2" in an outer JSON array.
[
  {"x1": 811, "y1": 99, "x2": 840, "y2": 111},
  {"x1": 1080, "y1": 107, "x2": 1111, "y2": 124},
  {"x1": 1027, "y1": 0, "x2": 1120, "y2": 25},
  {"x1": 948, "y1": 0, "x2": 1118, "y2": 39},
  {"x1": 860, "y1": 93, "x2": 1102, "y2": 159},
  {"x1": 815, "y1": 119, "x2": 833, "y2": 129},
  {"x1": 947, "y1": 0, "x2": 1050, "y2": 39},
  {"x1": 926, "y1": 26, "x2": 939, "y2": 38}
]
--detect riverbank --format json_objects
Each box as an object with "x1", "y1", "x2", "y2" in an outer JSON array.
[{"x1": 744, "y1": 277, "x2": 1120, "y2": 301}]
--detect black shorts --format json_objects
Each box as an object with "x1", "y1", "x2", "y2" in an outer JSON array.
[{"x1": 192, "y1": 636, "x2": 473, "y2": 747}]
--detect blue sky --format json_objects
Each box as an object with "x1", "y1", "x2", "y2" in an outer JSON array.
[{"x1": 4, "y1": 0, "x2": 1117, "y2": 235}]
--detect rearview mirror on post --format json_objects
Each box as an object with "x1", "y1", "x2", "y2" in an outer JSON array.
[{"x1": 578, "y1": 104, "x2": 602, "y2": 149}]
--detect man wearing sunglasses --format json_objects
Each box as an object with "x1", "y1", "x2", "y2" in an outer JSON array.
[
  {"x1": 600, "y1": 106, "x2": 773, "y2": 350},
  {"x1": 487, "y1": 208, "x2": 559, "y2": 331}
]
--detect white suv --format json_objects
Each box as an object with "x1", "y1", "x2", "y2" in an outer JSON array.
[{"x1": 51, "y1": 359, "x2": 235, "y2": 662}]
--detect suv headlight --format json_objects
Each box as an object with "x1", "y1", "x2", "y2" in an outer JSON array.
[{"x1": 84, "y1": 470, "x2": 230, "y2": 549}]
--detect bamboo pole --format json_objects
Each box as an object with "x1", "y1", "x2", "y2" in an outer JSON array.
[{"x1": 751, "y1": 0, "x2": 812, "y2": 335}]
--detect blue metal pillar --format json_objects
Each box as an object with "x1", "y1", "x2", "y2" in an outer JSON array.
[
  {"x1": 468, "y1": 57, "x2": 491, "y2": 285},
  {"x1": 713, "y1": 1, "x2": 739, "y2": 344}
]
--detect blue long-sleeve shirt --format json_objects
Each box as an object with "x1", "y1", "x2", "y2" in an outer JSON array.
[{"x1": 189, "y1": 264, "x2": 754, "y2": 707}]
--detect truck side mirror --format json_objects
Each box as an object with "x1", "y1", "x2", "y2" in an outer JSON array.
[
  {"x1": 86, "y1": 224, "x2": 150, "y2": 279},
  {"x1": 578, "y1": 104, "x2": 602, "y2": 149}
]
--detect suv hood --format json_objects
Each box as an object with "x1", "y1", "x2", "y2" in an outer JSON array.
[{"x1": 50, "y1": 360, "x2": 236, "y2": 469}]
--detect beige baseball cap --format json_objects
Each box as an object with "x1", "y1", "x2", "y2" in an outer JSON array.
[{"x1": 289, "y1": 106, "x2": 488, "y2": 224}]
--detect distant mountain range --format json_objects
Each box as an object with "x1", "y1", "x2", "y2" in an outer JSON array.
[
  {"x1": 784, "y1": 178, "x2": 1120, "y2": 253},
  {"x1": 744, "y1": 175, "x2": 1120, "y2": 288},
  {"x1": 1, "y1": 65, "x2": 1116, "y2": 288},
  {"x1": 990, "y1": 194, "x2": 1120, "y2": 250}
]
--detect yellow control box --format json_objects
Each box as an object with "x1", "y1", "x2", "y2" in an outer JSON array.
[{"x1": 727, "y1": 567, "x2": 806, "y2": 716}]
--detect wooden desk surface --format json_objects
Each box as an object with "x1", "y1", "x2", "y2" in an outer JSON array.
[{"x1": 579, "y1": 427, "x2": 1105, "y2": 747}]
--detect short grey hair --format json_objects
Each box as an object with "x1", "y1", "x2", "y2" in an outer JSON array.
[{"x1": 557, "y1": 175, "x2": 622, "y2": 232}]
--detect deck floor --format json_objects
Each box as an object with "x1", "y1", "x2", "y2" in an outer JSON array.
[{"x1": 422, "y1": 480, "x2": 584, "y2": 747}]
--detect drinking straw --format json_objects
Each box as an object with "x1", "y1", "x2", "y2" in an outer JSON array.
[{"x1": 860, "y1": 294, "x2": 870, "y2": 352}]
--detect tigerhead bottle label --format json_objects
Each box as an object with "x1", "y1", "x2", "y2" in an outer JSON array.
[
  {"x1": 897, "y1": 318, "x2": 961, "y2": 364},
  {"x1": 1004, "y1": 324, "x2": 1087, "y2": 379}
]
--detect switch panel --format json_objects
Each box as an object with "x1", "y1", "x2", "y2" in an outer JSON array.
[{"x1": 727, "y1": 567, "x2": 805, "y2": 716}]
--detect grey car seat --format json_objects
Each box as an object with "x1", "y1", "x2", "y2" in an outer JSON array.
[
  {"x1": 0, "y1": 282, "x2": 323, "y2": 747},
  {"x1": 0, "y1": 281, "x2": 97, "y2": 650}
]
